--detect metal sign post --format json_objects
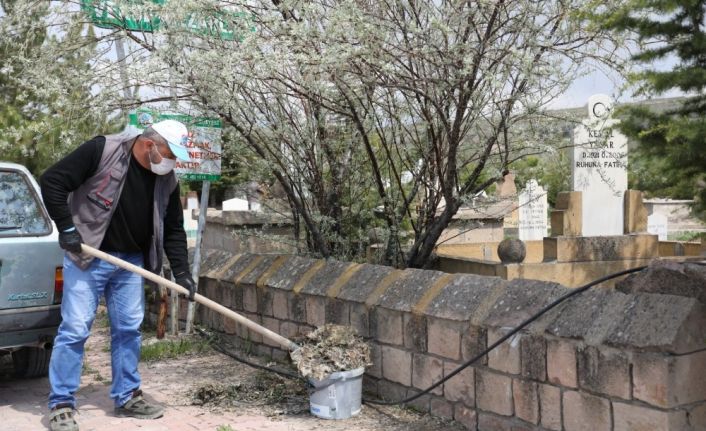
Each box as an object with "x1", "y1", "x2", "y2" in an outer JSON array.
[{"x1": 186, "y1": 180, "x2": 210, "y2": 334}]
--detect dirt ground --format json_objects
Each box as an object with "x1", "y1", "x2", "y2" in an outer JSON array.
[{"x1": 0, "y1": 310, "x2": 464, "y2": 431}]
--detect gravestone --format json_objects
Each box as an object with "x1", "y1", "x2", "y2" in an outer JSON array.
[
  {"x1": 571, "y1": 94, "x2": 628, "y2": 236},
  {"x1": 647, "y1": 213, "x2": 668, "y2": 241},
  {"x1": 518, "y1": 179, "x2": 548, "y2": 240}
]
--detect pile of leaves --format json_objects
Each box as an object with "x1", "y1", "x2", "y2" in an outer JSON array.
[
  {"x1": 192, "y1": 371, "x2": 308, "y2": 412},
  {"x1": 290, "y1": 324, "x2": 371, "y2": 381}
]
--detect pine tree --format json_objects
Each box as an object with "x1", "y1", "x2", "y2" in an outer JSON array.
[{"x1": 595, "y1": 0, "x2": 706, "y2": 219}]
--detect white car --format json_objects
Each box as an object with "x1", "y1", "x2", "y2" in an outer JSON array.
[{"x1": 0, "y1": 162, "x2": 64, "y2": 377}]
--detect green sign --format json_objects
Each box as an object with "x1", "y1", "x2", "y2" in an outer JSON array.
[
  {"x1": 81, "y1": 0, "x2": 254, "y2": 39},
  {"x1": 129, "y1": 109, "x2": 222, "y2": 181},
  {"x1": 81, "y1": 0, "x2": 164, "y2": 32}
]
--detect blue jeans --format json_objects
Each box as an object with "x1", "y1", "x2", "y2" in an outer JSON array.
[{"x1": 48, "y1": 252, "x2": 145, "y2": 409}]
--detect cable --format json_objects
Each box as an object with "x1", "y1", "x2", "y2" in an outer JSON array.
[{"x1": 362, "y1": 265, "x2": 647, "y2": 405}]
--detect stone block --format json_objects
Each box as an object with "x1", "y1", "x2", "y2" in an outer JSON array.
[
  {"x1": 563, "y1": 391, "x2": 611, "y2": 431},
  {"x1": 368, "y1": 343, "x2": 382, "y2": 378},
  {"x1": 462, "y1": 325, "x2": 488, "y2": 365},
  {"x1": 613, "y1": 402, "x2": 688, "y2": 431},
  {"x1": 539, "y1": 384, "x2": 561, "y2": 431},
  {"x1": 425, "y1": 273, "x2": 507, "y2": 321},
  {"x1": 261, "y1": 255, "x2": 321, "y2": 291},
  {"x1": 381, "y1": 346, "x2": 412, "y2": 386},
  {"x1": 487, "y1": 328, "x2": 521, "y2": 374},
  {"x1": 544, "y1": 234, "x2": 658, "y2": 262},
  {"x1": 577, "y1": 345, "x2": 630, "y2": 399},
  {"x1": 377, "y1": 380, "x2": 408, "y2": 404},
  {"x1": 547, "y1": 339, "x2": 577, "y2": 388},
  {"x1": 223, "y1": 314, "x2": 237, "y2": 335},
  {"x1": 477, "y1": 412, "x2": 514, "y2": 431},
  {"x1": 349, "y1": 303, "x2": 370, "y2": 338},
  {"x1": 483, "y1": 279, "x2": 566, "y2": 328},
  {"x1": 219, "y1": 253, "x2": 255, "y2": 282},
  {"x1": 237, "y1": 255, "x2": 280, "y2": 286},
  {"x1": 549, "y1": 191, "x2": 582, "y2": 237},
  {"x1": 632, "y1": 350, "x2": 706, "y2": 407},
  {"x1": 521, "y1": 335, "x2": 546, "y2": 381},
  {"x1": 616, "y1": 260, "x2": 706, "y2": 304},
  {"x1": 512, "y1": 379, "x2": 539, "y2": 425},
  {"x1": 378, "y1": 268, "x2": 449, "y2": 312},
  {"x1": 443, "y1": 362, "x2": 474, "y2": 406},
  {"x1": 405, "y1": 389, "x2": 430, "y2": 412},
  {"x1": 454, "y1": 404, "x2": 477, "y2": 430},
  {"x1": 689, "y1": 403, "x2": 706, "y2": 430},
  {"x1": 371, "y1": 308, "x2": 404, "y2": 345},
  {"x1": 261, "y1": 317, "x2": 280, "y2": 348},
  {"x1": 623, "y1": 189, "x2": 648, "y2": 234},
  {"x1": 404, "y1": 314, "x2": 427, "y2": 352},
  {"x1": 279, "y1": 321, "x2": 299, "y2": 339},
  {"x1": 243, "y1": 285, "x2": 258, "y2": 313},
  {"x1": 257, "y1": 288, "x2": 273, "y2": 316},
  {"x1": 476, "y1": 369, "x2": 513, "y2": 416},
  {"x1": 604, "y1": 293, "x2": 706, "y2": 354},
  {"x1": 254, "y1": 344, "x2": 272, "y2": 358},
  {"x1": 243, "y1": 312, "x2": 262, "y2": 343},
  {"x1": 287, "y1": 293, "x2": 306, "y2": 322},
  {"x1": 201, "y1": 249, "x2": 238, "y2": 278},
  {"x1": 324, "y1": 298, "x2": 349, "y2": 325},
  {"x1": 427, "y1": 318, "x2": 463, "y2": 360},
  {"x1": 547, "y1": 289, "x2": 631, "y2": 345},
  {"x1": 305, "y1": 296, "x2": 326, "y2": 326},
  {"x1": 272, "y1": 290, "x2": 288, "y2": 319},
  {"x1": 337, "y1": 264, "x2": 398, "y2": 303},
  {"x1": 430, "y1": 397, "x2": 453, "y2": 420},
  {"x1": 412, "y1": 354, "x2": 443, "y2": 395}
]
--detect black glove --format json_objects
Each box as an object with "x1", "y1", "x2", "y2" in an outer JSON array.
[
  {"x1": 59, "y1": 228, "x2": 83, "y2": 253},
  {"x1": 175, "y1": 272, "x2": 197, "y2": 301}
]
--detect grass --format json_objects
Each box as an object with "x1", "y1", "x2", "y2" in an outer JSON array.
[
  {"x1": 140, "y1": 337, "x2": 210, "y2": 362},
  {"x1": 216, "y1": 426, "x2": 236, "y2": 431}
]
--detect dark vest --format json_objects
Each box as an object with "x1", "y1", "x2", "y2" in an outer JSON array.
[{"x1": 67, "y1": 131, "x2": 178, "y2": 273}]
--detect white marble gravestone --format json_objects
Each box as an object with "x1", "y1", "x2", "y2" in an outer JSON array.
[
  {"x1": 518, "y1": 179, "x2": 548, "y2": 241},
  {"x1": 647, "y1": 213, "x2": 669, "y2": 241},
  {"x1": 571, "y1": 94, "x2": 628, "y2": 236}
]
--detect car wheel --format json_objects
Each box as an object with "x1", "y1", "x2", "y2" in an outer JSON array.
[{"x1": 12, "y1": 346, "x2": 52, "y2": 378}]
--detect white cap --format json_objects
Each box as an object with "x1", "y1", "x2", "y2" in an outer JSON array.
[{"x1": 151, "y1": 120, "x2": 190, "y2": 161}]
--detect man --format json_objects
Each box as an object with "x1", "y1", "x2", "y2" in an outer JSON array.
[{"x1": 40, "y1": 120, "x2": 197, "y2": 431}]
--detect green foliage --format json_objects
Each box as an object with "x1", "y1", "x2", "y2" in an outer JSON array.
[
  {"x1": 511, "y1": 153, "x2": 571, "y2": 207},
  {"x1": 593, "y1": 0, "x2": 706, "y2": 220},
  {"x1": 0, "y1": 1, "x2": 109, "y2": 176}
]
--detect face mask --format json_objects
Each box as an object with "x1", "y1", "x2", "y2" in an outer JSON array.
[{"x1": 148, "y1": 145, "x2": 177, "y2": 175}]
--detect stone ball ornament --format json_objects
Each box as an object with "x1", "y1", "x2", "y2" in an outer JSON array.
[{"x1": 497, "y1": 238, "x2": 526, "y2": 263}]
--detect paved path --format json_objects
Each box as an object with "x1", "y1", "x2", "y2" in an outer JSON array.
[{"x1": 1, "y1": 323, "x2": 461, "y2": 431}]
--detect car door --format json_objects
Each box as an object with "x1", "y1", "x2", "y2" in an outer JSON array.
[{"x1": 0, "y1": 165, "x2": 63, "y2": 316}]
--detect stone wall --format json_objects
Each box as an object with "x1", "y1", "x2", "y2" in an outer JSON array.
[{"x1": 193, "y1": 251, "x2": 706, "y2": 430}]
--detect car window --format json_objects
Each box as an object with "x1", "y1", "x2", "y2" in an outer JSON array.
[{"x1": 0, "y1": 170, "x2": 51, "y2": 237}]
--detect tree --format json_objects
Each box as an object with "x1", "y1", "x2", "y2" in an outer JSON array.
[
  {"x1": 1, "y1": 0, "x2": 620, "y2": 266},
  {"x1": 593, "y1": 0, "x2": 706, "y2": 220},
  {"x1": 0, "y1": 1, "x2": 109, "y2": 176}
]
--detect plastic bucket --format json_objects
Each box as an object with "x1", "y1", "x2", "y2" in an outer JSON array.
[{"x1": 308, "y1": 367, "x2": 365, "y2": 420}]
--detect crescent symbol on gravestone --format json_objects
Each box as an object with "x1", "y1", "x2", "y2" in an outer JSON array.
[{"x1": 592, "y1": 102, "x2": 607, "y2": 118}]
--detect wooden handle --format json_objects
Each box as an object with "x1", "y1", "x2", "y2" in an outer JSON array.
[{"x1": 80, "y1": 244, "x2": 299, "y2": 351}]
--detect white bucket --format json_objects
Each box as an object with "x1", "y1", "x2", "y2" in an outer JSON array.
[{"x1": 308, "y1": 367, "x2": 365, "y2": 420}]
